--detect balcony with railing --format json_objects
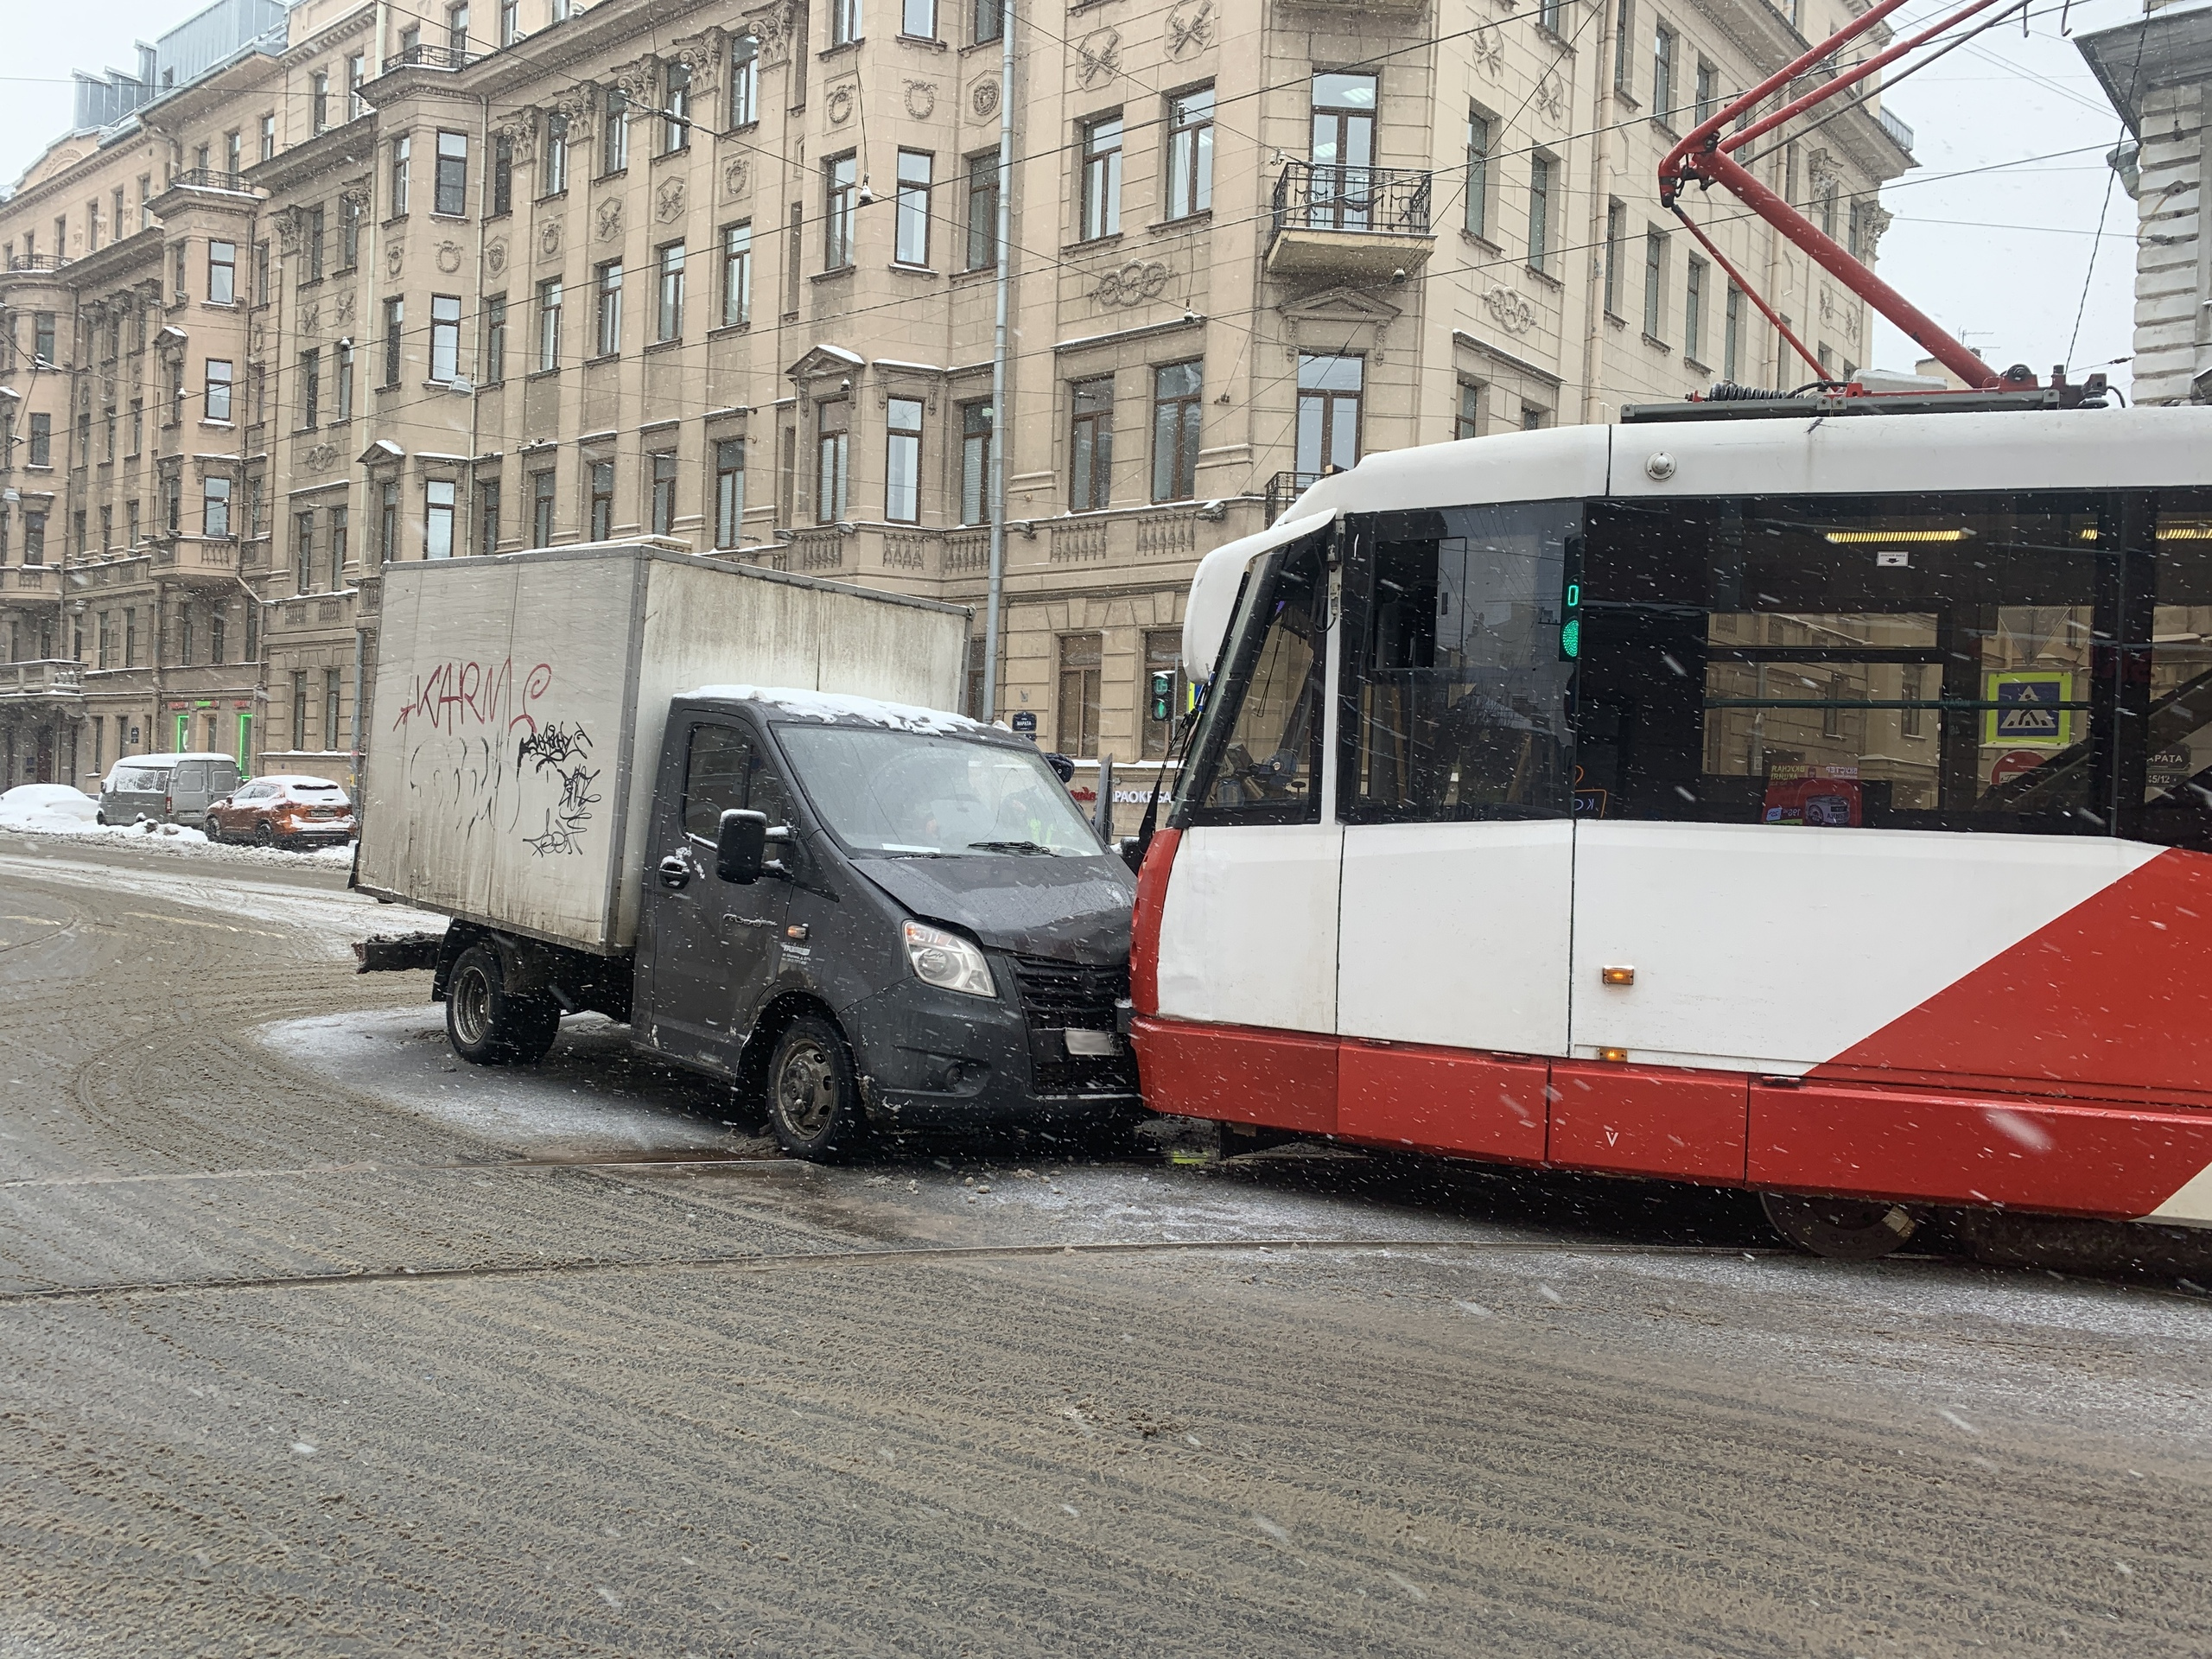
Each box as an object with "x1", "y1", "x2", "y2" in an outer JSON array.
[
  {"x1": 3, "y1": 253, "x2": 69, "y2": 273},
  {"x1": 149, "y1": 537, "x2": 242, "y2": 587},
  {"x1": 392, "y1": 43, "x2": 478, "y2": 70},
  {"x1": 171, "y1": 168, "x2": 258, "y2": 195},
  {"x1": 1265, "y1": 471, "x2": 1325, "y2": 525},
  {"x1": 0, "y1": 563, "x2": 61, "y2": 595},
  {"x1": 1268, "y1": 162, "x2": 1436, "y2": 282},
  {"x1": 0, "y1": 660, "x2": 86, "y2": 701},
  {"x1": 1877, "y1": 106, "x2": 1915, "y2": 157}
]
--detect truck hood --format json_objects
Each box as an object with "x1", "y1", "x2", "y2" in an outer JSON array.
[{"x1": 854, "y1": 854, "x2": 1134, "y2": 960}]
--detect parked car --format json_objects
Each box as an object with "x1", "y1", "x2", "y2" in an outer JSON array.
[
  {"x1": 205, "y1": 775, "x2": 358, "y2": 847},
  {"x1": 99, "y1": 753, "x2": 242, "y2": 827}
]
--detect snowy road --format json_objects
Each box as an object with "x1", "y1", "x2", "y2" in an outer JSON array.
[{"x1": 2, "y1": 830, "x2": 2208, "y2": 1656}]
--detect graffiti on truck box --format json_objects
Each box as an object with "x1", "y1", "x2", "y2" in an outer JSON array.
[{"x1": 392, "y1": 657, "x2": 598, "y2": 858}]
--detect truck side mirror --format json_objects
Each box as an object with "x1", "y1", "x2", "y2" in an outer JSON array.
[{"x1": 717, "y1": 809, "x2": 768, "y2": 884}]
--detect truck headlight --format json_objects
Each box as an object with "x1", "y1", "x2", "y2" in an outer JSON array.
[{"x1": 902, "y1": 919, "x2": 996, "y2": 999}]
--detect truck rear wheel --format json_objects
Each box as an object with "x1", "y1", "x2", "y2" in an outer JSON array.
[
  {"x1": 1762, "y1": 1191, "x2": 1917, "y2": 1261},
  {"x1": 446, "y1": 943, "x2": 561, "y2": 1066},
  {"x1": 766, "y1": 1015, "x2": 865, "y2": 1160}
]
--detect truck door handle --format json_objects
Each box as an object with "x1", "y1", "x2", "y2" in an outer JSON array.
[{"x1": 658, "y1": 854, "x2": 691, "y2": 889}]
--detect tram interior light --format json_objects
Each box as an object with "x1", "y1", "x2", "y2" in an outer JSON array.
[{"x1": 1823, "y1": 529, "x2": 1969, "y2": 543}]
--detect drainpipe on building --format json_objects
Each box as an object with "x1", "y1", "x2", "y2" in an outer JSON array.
[
  {"x1": 1580, "y1": 9, "x2": 1616, "y2": 426},
  {"x1": 980, "y1": 0, "x2": 1017, "y2": 724}
]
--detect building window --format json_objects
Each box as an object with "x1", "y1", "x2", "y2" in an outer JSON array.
[
  {"x1": 1141, "y1": 629, "x2": 1184, "y2": 760},
  {"x1": 378, "y1": 479, "x2": 399, "y2": 561},
  {"x1": 476, "y1": 480, "x2": 500, "y2": 556},
  {"x1": 1079, "y1": 115, "x2": 1122, "y2": 242},
  {"x1": 1151, "y1": 360, "x2": 1202, "y2": 502},
  {"x1": 649, "y1": 452, "x2": 678, "y2": 535},
  {"x1": 531, "y1": 470, "x2": 556, "y2": 545},
  {"x1": 1614, "y1": 0, "x2": 1634, "y2": 90},
  {"x1": 295, "y1": 511, "x2": 318, "y2": 591},
  {"x1": 291, "y1": 671, "x2": 308, "y2": 747},
  {"x1": 130, "y1": 400, "x2": 143, "y2": 455},
  {"x1": 326, "y1": 670, "x2": 345, "y2": 753},
  {"x1": 1724, "y1": 283, "x2": 1742, "y2": 380},
  {"x1": 1653, "y1": 24, "x2": 1675, "y2": 120},
  {"x1": 205, "y1": 359, "x2": 235, "y2": 423},
  {"x1": 830, "y1": 0, "x2": 860, "y2": 47},
  {"x1": 204, "y1": 476, "x2": 232, "y2": 539},
  {"x1": 329, "y1": 505, "x2": 349, "y2": 587},
  {"x1": 22, "y1": 512, "x2": 44, "y2": 563},
  {"x1": 537, "y1": 278, "x2": 563, "y2": 371},
  {"x1": 816, "y1": 399, "x2": 851, "y2": 524},
  {"x1": 589, "y1": 459, "x2": 614, "y2": 539},
  {"x1": 594, "y1": 260, "x2": 623, "y2": 355},
  {"x1": 208, "y1": 240, "x2": 237, "y2": 304},
  {"x1": 1604, "y1": 200, "x2": 1626, "y2": 316},
  {"x1": 729, "y1": 35, "x2": 760, "y2": 126},
  {"x1": 894, "y1": 150, "x2": 932, "y2": 266},
  {"x1": 1055, "y1": 633, "x2": 1102, "y2": 758},
  {"x1": 1820, "y1": 180, "x2": 1839, "y2": 242},
  {"x1": 434, "y1": 132, "x2": 468, "y2": 215},
  {"x1": 885, "y1": 397, "x2": 923, "y2": 523},
  {"x1": 1522, "y1": 404, "x2": 1547, "y2": 430},
  {"x1": 32, "y1": 313, "x2": 54, "y2": 364},
  {"x1": 500, "y1": 0, "x2": 519, "y2": 44},
  {"x1": 311, "y1": 72, "x2": 330, "y2": 136},
  {"x1": 448, "y1": 3, "x2": 471, "y2": 51},
  {"x1": 715, "y1": 439, "x2": 745, "y2": 547},
  {"x1": 1456, "y1": 381, "x2": 1483, "y2": 441},
  {"x1": 1538, "y1": 0, "x2": 1564, "y2": 30},
  {"x1": 424, "y1": 480, "x2": 456, "y2": 558},
  {"x1": 602, "y1": 87, "x2": 628, "y2": 175},
  {"x1": 721, "y1": 222, "x2": 753, "y2": 327},
  {"x1": 348, "y1": 52, "x2": 367, "y2": 118},
  {"x1": 302, "y1": 204, "x2": 326, "y2": 282},
  {"x1": 975, "y1": 0, "x2": 1004, "y2": 44},
  {"x1": 427, "y1": 295, "x2": 461, "y2": 381},
  {"x1": 260, "y1": 113, "x2": 276, "y2": 162},
  {"x1": 825, "y1": 155, "x2": 858, "y2": 269},
  {"x1": 664, "y1": 60, "x2": 691, "y2": 153},
  {"x1": 340, "y1": 194, "x2": 362, "y2": 267},
  {"x1": 656, "y1": 243, "x2": 685, "y2": 341},
  {"x1": 960, "y1": 402, "x2": 991, "y2": 525},
  {"x1": 335, "y1": 342, "x2": 354, "y2": 420},
  {"x1": 482, "y1": 297, "x2": 506, "y2": 384},
  {"x1": 1684, "y1": 255, "x2": 1707, "y2": 363},
  {"x1": 300, "y1": 348, "x2": 321, "y2": 428},
  {"x1": 1166, "y1": 88, "x2": 1214, "y2": 221},
  {"x1": 966, "y1": 153, "x2": 999, "y2": 270},
  {"x1": 1296, "y1": 353, "x2": 1362, "y2": 480},
  {"x1": 1528, "y1": 155, "x2": 1552, "y2": 273},
  {"x1": 492, "y1": 135, "x2": 513, "y2": 215},
  {"x1": 383, "y1": 296, "x2": 405, "y2": 385},
  {"x1": 164, "y1": 474, "x2": 181, "y2": 534},
  {"x1": 1694, "y1": 59, "x2": 1718, "y2": 128},
  {"x1": 1643, "y1": 226, "x2": 1667, "y2": 340},
  {"x1": 904, "y1": 0, "x2": 937, "y2": 36},
  {"x1": 209, "y1": 609, "x2": 226, "y2": 664},
  {"x1": 1310, "y1": 73, "x2": 1377, "y2": 229},
  {"x1": 1069, "y1": 376, "x2": 1114, "y2": 512},
  {"x1": 1465, "y1": 109, "x2": 1492, "y2": 239},
  {"x1": 543, "y1": 113, "x2": 569, "y2": 195},
  {"x1": 391, "y1": 135, "x2": 410, "y2": 214}
]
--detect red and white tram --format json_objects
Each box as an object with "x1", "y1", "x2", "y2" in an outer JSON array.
[{"x1": 1128, "y1": 403, "x2": 2212, "y2": 1256}]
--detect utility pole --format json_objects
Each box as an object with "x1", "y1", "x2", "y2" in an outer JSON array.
[{"x1": 981, "y1": 0, "x2": 1015, "y2": 723}]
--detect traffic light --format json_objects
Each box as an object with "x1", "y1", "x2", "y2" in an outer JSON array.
[{"x1": 1149, "y1": 671, "x2": 1175, "y2": 723}]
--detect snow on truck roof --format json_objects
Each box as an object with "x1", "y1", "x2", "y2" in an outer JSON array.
[{"x1": 678, "y1": 686, "x2": 987, "y2": 736}]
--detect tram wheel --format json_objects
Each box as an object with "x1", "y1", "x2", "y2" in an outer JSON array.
[{"x1": 1762, "y1": 1191, "x2": 1917, "y2": 1261}]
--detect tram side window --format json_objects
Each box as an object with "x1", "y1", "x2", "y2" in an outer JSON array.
[
  {"x1": 1577, "y1": 493, "x2": 2128, "y2": 836},
  {"x1": 1344, "y1": 503, "x2": 1575, "y2": 822},
  {"x1": 1175, "y1": 536, "x2": 1327, "y2": 825},
  {"x1": 2139, "y1": 495, "x2": 2212, "y2": 851}
]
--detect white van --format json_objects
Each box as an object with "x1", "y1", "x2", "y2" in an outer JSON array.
[{"x1": 98, "y1": 753, "x2": 243, "y2": 827}]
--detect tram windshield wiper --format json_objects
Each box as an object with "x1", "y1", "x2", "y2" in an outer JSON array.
[{"x1": 967, "y1": 839, "x2": 1059, "y2": 856}]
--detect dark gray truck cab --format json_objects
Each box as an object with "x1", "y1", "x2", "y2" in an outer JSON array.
[{"x1": 435, "y1": 690, "x2": 1141, "y2": 1156}]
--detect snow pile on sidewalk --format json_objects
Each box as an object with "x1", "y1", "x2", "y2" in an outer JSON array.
[
  {"x1": 0, "y1": 785, "x2": 354, "y2": 866},
  {"x1": 0, "y1": 785, "x2": 100, "y2": 833}
]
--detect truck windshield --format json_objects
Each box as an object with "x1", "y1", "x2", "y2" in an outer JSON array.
[{"x1": 772, "y1": 725, "x2": 1103, "y2": 857}]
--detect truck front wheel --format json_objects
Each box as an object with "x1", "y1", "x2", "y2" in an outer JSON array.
[
  {"x1": 766, "y1": 1015, "x2": 866, "y2": 1160},
  {"x1": 446, "y1": 943, "x2": 561, "y2": 1066}
]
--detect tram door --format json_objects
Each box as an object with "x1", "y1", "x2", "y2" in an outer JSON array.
[{"x1": 1334, "y1": 505, "x2": 1578, "y2": 1160}]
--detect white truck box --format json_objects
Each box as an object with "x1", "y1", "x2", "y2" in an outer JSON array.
[{"x1": 357, "y1": 541, "x2": 968, "y2": 953}]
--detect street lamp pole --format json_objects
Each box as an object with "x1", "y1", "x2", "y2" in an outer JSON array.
[{"x1": 980, "y1": 0, "x2": 1015, "y2": 724}]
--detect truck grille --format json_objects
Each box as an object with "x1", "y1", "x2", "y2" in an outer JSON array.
[{"x1": 1007, "y1": 953, "x2": 1139, "y2": 1097}]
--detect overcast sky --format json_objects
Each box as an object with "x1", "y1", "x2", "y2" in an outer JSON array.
[{"x1": 0, "y1": 0, "x2": 2153, "y2": 394}]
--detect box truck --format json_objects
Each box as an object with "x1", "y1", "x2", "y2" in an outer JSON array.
[{"x1": 355, "y1": 543, "x2": 1141, "y2": 1156}]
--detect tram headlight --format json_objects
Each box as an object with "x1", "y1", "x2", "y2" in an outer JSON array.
[{"x1": 903, "y1": 918, "x2": 997, "y2": 999}]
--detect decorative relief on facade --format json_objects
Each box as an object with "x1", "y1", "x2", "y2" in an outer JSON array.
[
  {"x1": 274, "y1": 207, "x2": 302, "y2": 256},
  {"x1": 1074, "y1": 29, "x2": 1122, "y2": 88},
  {"x1": 655, "y1": 179, "x2": 686, "y2": 223},
  {"x1": 1532, "y1": 69, "x2": 1566, "y2": 126},
  {"x1": 334, "y1": 290, "x2": 356, "y2": 328},
  {"x1": 539, "y1": 218, "x2": 564, "y2": 259},
  {"x1": 1166, "y1": 2, "x2": 1214, "y2": 59},
  {"x1": 743, "y1": 2, "x2": 794, "y2": 65},
  {"x1": 303, "y1": 441, "x2": 340, "y2": 472},
  {"x1": 904, "y1": 79, "x2": 938, "y2": 120},
  {"x1": 723, "y1": 158, "x2": 752, "y2": 200},
  {"x1": 435, "y1": 241, "x2": 464, "y2": 274},
  {"x1": 970, "y1": 79, "x2": 1000, "y2": 121},
  {"x1": 300, "y1": 304, "x2": 320, "y2": 336},
  {"x1": 1856, "y1": 205, "x2": 1891, "y2": 259},
  {"x1": 827, "y1": 79, "x2": 858, "y2": 126},
  {"x1": 1471, "y1": 23, "x2": 1503, "y2": 76},
  {"x1": 385, "y1": 241, "x2": 404, "y2": 278},
  {"x1": 595, "y1": 200, "x2": 624, "y2": 242},
  {"x1": 1094, "y1": 259, "x2": 1171, "y2": 307},
  {"x1": 486, "y1": 238, "x2": 508, "y2": 276},
  {"x1": 1482, "y1": 285, "x2": 1539, "y2": 334}
]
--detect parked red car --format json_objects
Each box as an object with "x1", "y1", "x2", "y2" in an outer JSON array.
[{"x1": 205, "y1": 775, "x2": 358, "y2": 847}]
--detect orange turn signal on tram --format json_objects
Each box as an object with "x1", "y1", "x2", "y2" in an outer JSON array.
[
  {"x1": 1597, "y1": 1047, "x2": 1630, "y2": 1063},
  {"x1": 1601, "y1": 965, "x2": 1637, "y2": 986}
]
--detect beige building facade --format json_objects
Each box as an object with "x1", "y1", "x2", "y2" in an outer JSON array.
[{"x1": 0, "y1": 0, "x2": 1909, "y2": 811}]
